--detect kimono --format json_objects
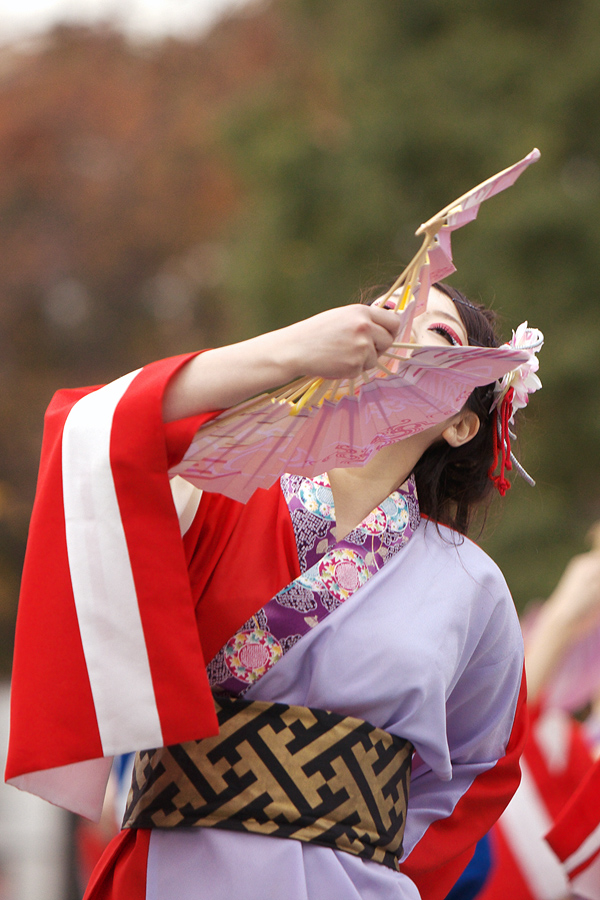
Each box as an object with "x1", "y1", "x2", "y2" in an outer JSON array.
[{"x1": 5, "y1": 354, "x2": 527, "y2": 900}]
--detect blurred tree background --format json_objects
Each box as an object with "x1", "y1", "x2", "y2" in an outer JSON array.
[{"x1": 1, "y1": 0, "x2": 599, "y2": 671}]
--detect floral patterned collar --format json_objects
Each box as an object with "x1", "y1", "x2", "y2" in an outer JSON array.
[
  {"x1": 206, "y1": 474, "x2": 420, "y2": 697},
  {"x1": 281, "y1": 472, "x2": 420, "y2": 575}
]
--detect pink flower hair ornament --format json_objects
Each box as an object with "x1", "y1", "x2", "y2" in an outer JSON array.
[{"x1": 488, "y1": 322, "x2": 544, "y2": 495}]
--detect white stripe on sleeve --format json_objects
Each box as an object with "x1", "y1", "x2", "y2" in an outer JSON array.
[
  {"x1": 499, "y1": 759, "x2": 569, "y2": 899},
  {"x1": 562, "y1": 821, "x2": 600, "y2": 877},
  {"x1": 62, "y1": 370, "x2": 164, "y2": 756}
]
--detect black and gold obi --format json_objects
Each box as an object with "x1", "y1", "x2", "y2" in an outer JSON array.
[{"x1": 123, "y1": 697, "x2": 413, "y2": 871}]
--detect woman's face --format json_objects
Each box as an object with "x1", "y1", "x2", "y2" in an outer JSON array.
[{"x1": 410, "y1": 289, "x2": 468, "y2": 348}]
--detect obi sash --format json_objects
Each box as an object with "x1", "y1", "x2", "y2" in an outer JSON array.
[{"x1": 122, "y1": 696, "x2": 414, "y2": 871}]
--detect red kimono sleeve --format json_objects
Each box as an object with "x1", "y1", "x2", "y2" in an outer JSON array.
[
  {"x1": 5, "y1": 354, "x2": 224, "y2": 819},
  {"x1": 546, "y1": 756, "x2": 600, "y2": 886}
]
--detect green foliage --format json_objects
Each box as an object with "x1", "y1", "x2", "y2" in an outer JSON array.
[{"x1": 218, "y1": 0, "x2": 600, "y2": 607}]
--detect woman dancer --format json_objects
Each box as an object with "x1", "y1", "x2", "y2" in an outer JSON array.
[{"x1": 7, "y1": 283, "x2": 535, "y2": 900}]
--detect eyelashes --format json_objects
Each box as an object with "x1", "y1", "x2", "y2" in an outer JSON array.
[{"x1": 428, "y1": 323, "x2": 464, "y2": 346}]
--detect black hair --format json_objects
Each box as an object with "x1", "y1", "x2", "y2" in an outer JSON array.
[
  {"x1": 412, "y1": 282, "x2": 501, "y2": 535},
  {"x1": 362, "y1": 281, "x2": 503, "y2": 535}
]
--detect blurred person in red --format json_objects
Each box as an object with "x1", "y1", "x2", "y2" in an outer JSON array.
[{"x1": 478, "y1": 528, "x2": 600, "y2": 900}]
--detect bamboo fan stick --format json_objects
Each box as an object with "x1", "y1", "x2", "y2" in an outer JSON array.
[
  {"x1": 377, "y1": 155, "x2": 521, "y2": 314},
  {"x1": 278, "y1": 377, "x2": 319, "y2": 403},
  {"x1": 275, "y1": 378, "x2": 304, "y2": 400},
  {"x1": 376, "y1": 242, "x2": 420, "y2": 308},
  {"x1": 289, "y1": 378, "x2": 325, "y2": 415},
  {"x1": 323, "y1": 379, "x2": 341, "y2": 403},
  {"x1": 376, "y1": 232, "x2": 434, "y2": 310},
  {"x1": 284, "y1": 390, "x2": 313, "y2": 407},
  {"x1": 302, "y1": 379, "x2": 337, "y2": 408},
  {"x1": 390, "y1": 342, "x2": 424, "y2": 350},
  {"x1": 380, "y1": 350, "x2": 419, "y2": 361},
  {"x1": 278, "y1": 387, "x2": 310, "y2": 405},
  {"x1": 416, "y1": 155, "x2": 532, "y2": 235},
  {"x1": 415, "y1": 215, "x2": 447, "y2": 238}
]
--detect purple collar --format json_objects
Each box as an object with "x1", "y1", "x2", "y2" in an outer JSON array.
[{"x1": 206, "y1": 474, "x2": 420, "y2": 696}]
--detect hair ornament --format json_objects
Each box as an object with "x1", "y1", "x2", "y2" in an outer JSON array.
[
  {"x1": 452, "y1": 295, "x2": 481, "y2": 311},
  {"x1": 488, "y1": 322, "x2": 544, "y2": 495}
]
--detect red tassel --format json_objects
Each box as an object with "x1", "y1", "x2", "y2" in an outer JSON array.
[{"x1": 488, "y1": 387, "x2": 514, "y2": 496}]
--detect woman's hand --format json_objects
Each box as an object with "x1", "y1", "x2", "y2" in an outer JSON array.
[
  {"x1": 525, "y1": 548, "x2": 600, "y2": 702},
  {"x1": 279, "y1": 304, "x2": 401, "y2": 379},
  {"x1": 540, "y1": 551, "x2": 600, "y2": 641},
  {"x1": 163, "y1": 304, "x2": 401, "y2": 421}
]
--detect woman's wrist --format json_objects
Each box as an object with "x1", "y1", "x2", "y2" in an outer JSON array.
[{"x1": 162, "y1": 329, "x2": 305, "y2": 422}]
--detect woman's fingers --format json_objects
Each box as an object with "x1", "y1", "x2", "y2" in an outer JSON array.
[
  {"x1": 341, "y1": 306, "x2": 401, "y2": 371},
  {"x1": 286, "y1": 305, "x2": 402, "y2": 379},
  {"x1": 368, "y1": 305, "x2": 403, "y2": 343}
]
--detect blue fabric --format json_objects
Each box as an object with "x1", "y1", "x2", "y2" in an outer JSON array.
[
  {"x1": 445, "y1": 835, "x2": 492, "y2": 900},
  {"x1": 113, "y1": 752, "x2": 134, "y2": 787}
]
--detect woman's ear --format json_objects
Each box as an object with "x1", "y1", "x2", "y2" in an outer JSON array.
[{"x1": 441, "y1": 409, "x2": 480, "y2": 448}]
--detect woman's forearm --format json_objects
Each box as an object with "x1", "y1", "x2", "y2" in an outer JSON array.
[
  {"x1": 525, "y1": 551, "x2": 600, "y2": 702},
  {"x1": 162, "y1": 304, "x2": 401, "y2": 422}
]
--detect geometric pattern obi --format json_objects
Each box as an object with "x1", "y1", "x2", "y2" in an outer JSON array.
[
  {"x1": 206, "y1": 473, "x2": 420, "y2": 697},
  {"x1": 122, "y1": 697, "x2": 414, "y2": 871}
]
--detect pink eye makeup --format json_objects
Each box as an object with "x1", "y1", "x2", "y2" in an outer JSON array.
[{"x1": 427, "y1": 322, "x2": 464, "y2": 346}]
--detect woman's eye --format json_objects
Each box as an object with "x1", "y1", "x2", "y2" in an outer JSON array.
[{"x1": 428, "y1": 324, "x2": 463, "y2": 346}]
